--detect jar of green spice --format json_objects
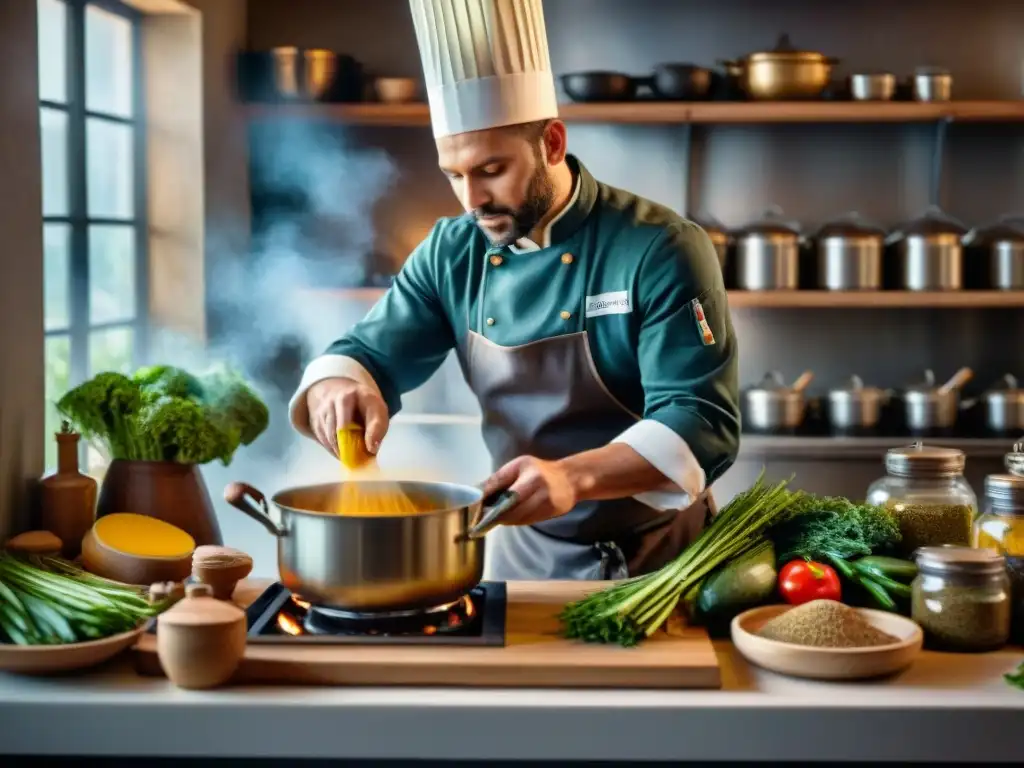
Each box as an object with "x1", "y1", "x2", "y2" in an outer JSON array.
[
  {"x1": 911, "y1": 545, "x2": 1010, "y2": 652},
  {"x1": 866, "y1": 443, "x2": 976, "y2": 557},
  {"x1": 973, "y1": 472, "x2": 1024, "y2": 644}
]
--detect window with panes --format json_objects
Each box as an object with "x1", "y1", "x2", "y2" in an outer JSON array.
[{"x1": 37, "y1": 0, "x2": 148, "y2": 470}]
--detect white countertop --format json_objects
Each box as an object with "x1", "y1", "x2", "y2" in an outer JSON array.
[{"x1": 1, "y1": 642, "x2": 1022, "y2": 762}]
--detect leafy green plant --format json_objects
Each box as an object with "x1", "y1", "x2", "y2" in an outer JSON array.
[{"x1": 55, "y1": 364, "x2": 269, "y2": 466}]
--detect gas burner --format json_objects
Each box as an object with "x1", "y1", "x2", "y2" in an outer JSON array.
[
  {"x1": 303, "y1": 595, "x2": 474, "y2": 637},
  {"x1": 244, "y1": 581, "x2": 507, "y2": 647}
]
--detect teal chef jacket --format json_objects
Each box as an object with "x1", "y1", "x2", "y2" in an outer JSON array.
[{"x1": 291, "y1": 155, "x2": 741, "y2": 491}]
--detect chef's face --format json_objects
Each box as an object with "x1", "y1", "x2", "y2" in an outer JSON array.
[{"x1": 437, "y1": 120, "x2": 564, "y2": 247}]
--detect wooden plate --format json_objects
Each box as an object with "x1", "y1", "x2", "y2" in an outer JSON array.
[
  {"x1": 0, "y1": 624, "x2": 147, "y2": 676},
  {"x1": 731, "y1": 604, "x2": 923, "y2": 681}
]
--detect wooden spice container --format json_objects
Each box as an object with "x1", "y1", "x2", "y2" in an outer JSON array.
[
  {"x1": 191, "y1": 545, "x2": 253, "y2": 600},
  {"x1": 156, "y1": 583, "x2": 246, "y2": 689},
  {"x1": 38, "y1": 423, "x2": 97, "y2": 559}
]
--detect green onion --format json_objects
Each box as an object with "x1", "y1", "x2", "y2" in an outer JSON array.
[
  {"x1": 559, "y1": 473, "x2": 801, "y2": 647},
  {"x1": 0, "y1": 552, "x2": 174, "y2": 645}
]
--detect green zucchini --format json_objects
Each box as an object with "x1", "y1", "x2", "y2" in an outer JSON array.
[
  {"x1": 696, "y1": 540, "x2": 778, "y2": 620},
  {"x1": 852, "y1": 555, "x2": 917, "y2": 584}
]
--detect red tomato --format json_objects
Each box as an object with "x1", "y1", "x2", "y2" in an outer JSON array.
[{"x1": 778, "y1": 560, "x2": 842, "y2": 605}]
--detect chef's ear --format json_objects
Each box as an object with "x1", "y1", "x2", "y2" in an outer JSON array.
[{"x1": 540, "y1": 119, "x2": 567, "y2": 166}]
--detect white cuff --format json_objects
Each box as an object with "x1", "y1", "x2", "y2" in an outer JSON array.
[
  {"x1": 287, "y1": 355, "x2": 383, "y2": 438},
  {"x1": 611, "y1": 419, "x2": 706, "y2": 512}
]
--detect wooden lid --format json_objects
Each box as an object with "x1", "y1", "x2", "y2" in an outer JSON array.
[
  {"x1": 156, "y1": 583, "x2": 245, "y2": 627},
  {"x1": 192, "y1": 545, "x2": 253, "y2": 569}
]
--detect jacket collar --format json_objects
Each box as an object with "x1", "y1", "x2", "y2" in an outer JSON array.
[{"x1": 506, "y1": 154, "x2": 597, "y2": 253}]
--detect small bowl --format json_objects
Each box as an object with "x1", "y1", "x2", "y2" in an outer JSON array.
[
  {"x1": 374, "y1": 77, "x2": 419, "y2": 104},
  {"x1": 730, "y1": 604, "x2": 923, "y2": 681},
  {"x1": 0, "y1": 625, "x2": 146, "y2": 676}
]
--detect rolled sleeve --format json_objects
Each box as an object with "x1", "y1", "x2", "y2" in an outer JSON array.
[
  {"x1": 288, "y1": 355, "x2": 382, "y2": 438},
  {"x1": 626, "y1": 221, "x2": 741, "y2": 500},
  {"x1": 612, "y1": 419, "x2": 704, "y2": 511},
  {"x1": 288, "y1": 222, "x2": 457, "y2": 438}
]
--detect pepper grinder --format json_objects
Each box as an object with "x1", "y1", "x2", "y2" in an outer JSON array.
[
  {"x1": 156, "y1": 583, "x2": 246, "y2": 689},
  {"x1": 38, "y1": 422, "x2": 97, "y2": 559}
]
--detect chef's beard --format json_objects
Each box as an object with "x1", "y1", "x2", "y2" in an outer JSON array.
[{"x1": 473, "y1": 159, "x2": 555, "y2": 247}]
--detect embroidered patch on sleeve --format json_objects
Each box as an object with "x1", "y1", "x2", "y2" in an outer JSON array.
[{"x1": 693, "y1": 299, "x2": 715, "y2": 346}]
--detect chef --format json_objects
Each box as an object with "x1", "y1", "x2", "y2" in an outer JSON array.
[{"x1": 288, "y1": 0, "x2": 740, "y2": 581}]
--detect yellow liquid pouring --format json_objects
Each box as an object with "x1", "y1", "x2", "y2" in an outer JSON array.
[{"x1": 333, "y1": 425, "x2": 422, "y2": 517}]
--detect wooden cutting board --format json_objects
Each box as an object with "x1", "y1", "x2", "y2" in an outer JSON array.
[{"x1": 133, "y1": 580, "x2": 721, "y2": 689}]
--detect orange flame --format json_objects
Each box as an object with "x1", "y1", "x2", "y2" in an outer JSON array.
[{"x1": 277, "y1": 613, "x2": 303, "y2": 636}]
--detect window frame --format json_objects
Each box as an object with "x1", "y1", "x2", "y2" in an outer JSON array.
[{"x1": 40, "y1": 0, "x2": 149, "y2": 389}]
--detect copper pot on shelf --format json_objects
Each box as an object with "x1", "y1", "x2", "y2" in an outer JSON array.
[{"x1": 720, "y1": 34, "x2": 838, "y2": 101}]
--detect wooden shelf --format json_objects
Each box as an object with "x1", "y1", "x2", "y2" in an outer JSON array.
[
  {"x1": 245, "y1": 100, "x2": 1024, "y2": 125},
  {"x1": 739, "y1": 435, "x2": 1013, "y2": 460},
  {"x1": 727, "y1": 290, "x2": 1024, "y2": 308},
  {"x1": 297, "y1": 287, "x2": 1024, "y2": 309}
]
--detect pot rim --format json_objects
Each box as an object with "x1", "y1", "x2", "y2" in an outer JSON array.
[{"x1": 270, "y1": 479, "x2": 485, "y2": 520}]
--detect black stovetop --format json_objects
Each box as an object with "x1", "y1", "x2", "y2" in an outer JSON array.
[{"x1": 243, "y1": 581, "x2": 507, "y2": 647}]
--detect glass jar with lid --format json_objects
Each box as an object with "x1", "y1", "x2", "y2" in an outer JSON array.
[
  {"x1": 866, "y1": 443, "x2": 976, "y2": 556},
  {"x1": 911, "y1": 545, "x2": 1010, "y2": 652},
  {"x1": 1007, "y1": 441, "x2": 1024, "y2": 477},
  {"x1": 973, "y1": 472, "x2": 1024, "y2": 644}
]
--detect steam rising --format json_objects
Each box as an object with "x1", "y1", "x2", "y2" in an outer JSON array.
[{"x1": 161, "y1": 122, "x2": 489, "y2": 576}]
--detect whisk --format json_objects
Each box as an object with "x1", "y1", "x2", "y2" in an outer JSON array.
[{"x1": 334, "y1": 425, "x2": 421, "y2": 517}]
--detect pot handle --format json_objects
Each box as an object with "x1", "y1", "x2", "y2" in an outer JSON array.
[
  {"x1": 223, "y1": 482, "x2": 285, "y2": 537},
  {"x1": 454, "y1": 490, "x2": 521, "y2": 543}
]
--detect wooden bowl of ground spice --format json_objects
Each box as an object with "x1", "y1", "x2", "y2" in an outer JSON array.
[{"x1": 731, "y1": 600, "x2": 923, "y2": 681}]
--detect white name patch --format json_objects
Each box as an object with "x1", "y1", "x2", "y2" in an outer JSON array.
[{"x1": 585, "y1": 291, "x2": 632, "y2": 318}]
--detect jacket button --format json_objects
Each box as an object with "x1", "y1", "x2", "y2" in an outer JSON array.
[
  {"x1": 560, "y1": 310, "x2": 571, "y2": 320},
  {"x1": 489, "y1": 254, "x2": 503, "y2": 267},
  {"x1": 561, "y1": 253, "x2": 574, "y2": 264},
  {"x1": 486, "y1": 317, "x2": 496, "y2": 326}
]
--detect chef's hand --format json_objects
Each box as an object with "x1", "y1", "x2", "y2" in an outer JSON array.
[
  {"x1": 481, "y1": 455, "x2": 578, "y2": 526},
  {"x1": 306, "y1": 377, "x2": 389, "y2": 457}
]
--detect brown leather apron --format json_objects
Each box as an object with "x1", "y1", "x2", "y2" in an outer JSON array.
[{"x1": 457, "y1": 246, "x2": 716, "y2": 581}]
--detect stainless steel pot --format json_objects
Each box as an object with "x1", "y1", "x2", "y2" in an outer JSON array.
[
  {"x1": 900, "y1": 367, "x2": 973, "y2": 434},
  {"x1": 979, "y1": 374, "x2": 1024, "y2": 435},
  {"x1": 913, "y1": 67, "x2": 953, "y2": 102},
  {"x1": 849, "y1": 73, "x2": 896, "y2": 101},
  {"x1": 720, "y1": 34, "x2": 838, "y2": 101},
  {"x1": 223, "y1": 480, "x2": 519, "y2": 613},
  {"x1": 827, "y1": 375, "x2": 888, "y2": 433},
  {"x1": 735, "y1": 206, "x2": 802, "y2": 290},
  {"x1": 815, "y1": 212, "x2": 886, "y2": 290},
  {"x1": 691, "y1": 211, "x2": 731, "y2": 269},
  {"x1": 744, "y1": 370, "x2": 814, "y2": 432},
  {"x1": 963, "y1": 215, "x2": 1024, "y2": 290},
  {"x1": 887, "y1": 206, "x2": 968, "y2": 291}
]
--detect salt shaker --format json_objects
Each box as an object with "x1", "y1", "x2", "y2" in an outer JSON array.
[{"x1": 156, "y1": 582, "x2": 246, "y2": 689}]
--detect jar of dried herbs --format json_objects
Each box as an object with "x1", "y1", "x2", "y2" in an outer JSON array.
[
  {"x1": 911, "y1": 545, "x2": 1010, "y2": 652},
  {"x1": 866, "y1": 443, "x2": 976, "y2": 557},
  {"x1": 973, "y1": 472, "x2": 1024, "y2": 644}
]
